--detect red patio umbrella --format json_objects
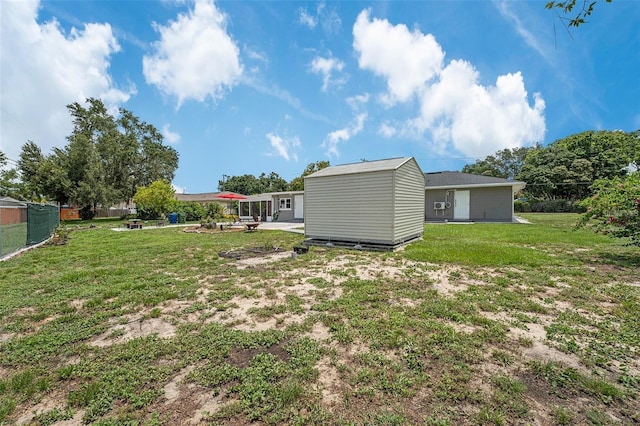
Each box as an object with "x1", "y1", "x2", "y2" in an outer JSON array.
[
  {"x1": 216, "y1": 193, "x2": 248, "y2": 221},
  {"x1": 216, "y1": 192, "x2": 248, "y2": 200}
]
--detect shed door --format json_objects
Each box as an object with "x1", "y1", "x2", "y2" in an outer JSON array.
[
  {"x1": 454, "y1": 190, "x2": 470, "y2": 220},
  {"x1": 294, "y1": 195, "x2": 304, "y2": 219}
]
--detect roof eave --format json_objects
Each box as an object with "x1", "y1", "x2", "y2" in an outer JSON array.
[{"x1": 426, "y1": 182, "x2": 526, "y2": 192}]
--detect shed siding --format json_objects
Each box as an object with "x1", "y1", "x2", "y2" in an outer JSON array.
[
  {"x1": 393, "y1": 160, "x2": 425, "y2": 242},
  {"x1": 305, "y1": 171, "x2": 394, "y2": 243}
]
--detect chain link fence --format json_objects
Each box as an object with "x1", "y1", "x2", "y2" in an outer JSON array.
[{"x1": 1, "y1": 197, "x2": 59, "y2": 258}]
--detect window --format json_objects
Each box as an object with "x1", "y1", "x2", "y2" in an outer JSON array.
[{"x1": 279, "y1": 198, "x2": 291, "y2": 210}]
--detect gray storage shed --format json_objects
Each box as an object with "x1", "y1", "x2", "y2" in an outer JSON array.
[
  {"x1": 424, "y1": 171, "x2": 525, "y2": 222},
  {"x1": 304, "y1": 157, "x2": 425, "y2": 248}
]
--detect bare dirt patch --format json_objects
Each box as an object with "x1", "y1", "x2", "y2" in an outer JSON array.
[
  {"x1": 235, "y1": 251, "x2": 292, "y2": 269},
  {"x1": 89, "y1": 317, "x2": 176, "y2": 348},
  {"x1": 228, "y1": 341, "x2": 291, "y2": 368},
  {"x1": 306, "y1": 322, "x2": 331, "y2": 341},
  {"x1": 157, "y1": 381, "x2": 226, "y2": 425},
  {"x1": 315, "y1": 356, "x2": 342, "y2": 406}
]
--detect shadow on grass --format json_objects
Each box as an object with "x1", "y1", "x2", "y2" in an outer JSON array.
[{"x1": 590, "y1": 249, "x2": 640, "y2": 268}]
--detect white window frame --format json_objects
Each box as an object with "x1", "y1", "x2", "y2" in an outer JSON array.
[{"x1": 279, "y1": 198, "x2": 292, "y2": 210}]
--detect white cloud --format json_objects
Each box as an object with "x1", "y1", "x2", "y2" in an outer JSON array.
[
  {"x1": 353, "y1": 9, "x2": 444, "y2": 104},
  {"x1": 322, "y1": 113, "x2": 367, "y2": 158},
  {"x1": 297, "y1": 2, "x2": 341, "y2": 35},
  {"x1": 346, "y1": 93, "x2": 370, "y2": 110},
  {"x1": 245, "y1": 45, "x2": 266, "y2": 62},
  {"x1": 378, "y1": 123, "x2": 397, "y2": 138},
  {"x1": 162, "y1": 124, "x2": 181, "y2": 144},
  {"x1": 353, "y1": 9, "x2": 546, "y2": 158},
  {"x1": 309, "y1": 55, "x2": 346, "y2": 92},
  {"x1": 321, "y1": 93, "x2": 369, "y2": 157},
  {"x1": 266, "y1": 132, "x2": 300, "y2": 162},
  {"x1": 0, "y1": 0, "x2": 134, "y2": 160},
  {"x1": 494, "y1": 1, "x2": 550, "y2": 64},
  {"x1": 297, "y1": 7, "x2": 317, "y2": 29},
  {"x1": 412, "y1": 61, "x2": 546, "y2": 156},
  {"x1": 143, "y1": 0, "x2": 242, "y2": 107},
  {"x1": 320, "y1": 6, "x2": 342, "y2": 36}
]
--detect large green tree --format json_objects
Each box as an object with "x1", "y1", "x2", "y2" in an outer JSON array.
[
  {"x1": 517, "y1": 130, "x2": 638, "y2": 200},
  {"x1": 288, "y1": 161, "x2": 330, "y2": 191},
  {"x1": 18, "y1": 98, "x2": 179, "y2": 217},
  {"x1": 462, "y1": 147, "x2": 535, "y2": 180},
  {"x1": 218, "y1": 172, "x2": 288, "y2": 195}
]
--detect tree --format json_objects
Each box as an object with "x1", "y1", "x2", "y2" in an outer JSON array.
[
  {"x1": 258, "y1": 172, "x2": 288, "y2": 193},
  {"x1": 17, "y1": 141, "x2": 45, "y2": 198},
  {"x1": 17, "y1": 98, "x2": 179, "y2": 214},
  {"x1": 218, "y1": 171, "x2": 288, "y2": 195},
  {"x1": 517, "y1": 130, "x2": 637, "y2": 201},
  {"x1": 578, "y1": 172, "x2": 639, "y2": 246},
  {"x1": 133, "y1": 180, "x2": 175, "y2": 219},
  {"x1": 0, "y1": 151, "x2": 23, "y2": 198},
  {"x1": 546, "y1": 0, "x2": 613, "y2": 28},
  {"x1": 289, "y1": 161, "x2": 330, "y2": 191},
  {"x1": 462, "y1": 147, "x2": 535, "y2": 180},
  {"x1": 219, "y1": 174, "x2": 262, "y2": 195}
]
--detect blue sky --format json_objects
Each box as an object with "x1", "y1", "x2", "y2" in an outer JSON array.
[{"x1": 1, "y1": 0, "x2": 638, "y2": 194}]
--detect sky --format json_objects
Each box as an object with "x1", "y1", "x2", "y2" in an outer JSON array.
[{"x1": 1, "y1": 0, "x2": 639, "y2": 194}]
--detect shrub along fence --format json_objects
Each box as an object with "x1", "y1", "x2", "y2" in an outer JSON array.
[
  {"x1": 514, "y1": 199, "x2": 586, "y2": 213},
  {"x1": 0, "y1": 199, "x2": 59, "y2": 258}
]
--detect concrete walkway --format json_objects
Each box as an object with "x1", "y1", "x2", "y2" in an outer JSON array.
[{"x1": 111, "y1": 221, "x2": 305, "y2": 234}]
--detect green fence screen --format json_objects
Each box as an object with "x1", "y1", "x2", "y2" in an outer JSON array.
[{"x1": 27, "y1": 203, "x2": 60, "y2": 245}]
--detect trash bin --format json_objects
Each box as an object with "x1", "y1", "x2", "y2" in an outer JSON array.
[
  {"x1": 177, "y1": 212, "x2": 186, "y2": 224},
  {"x1": 168, "y1": 213, "x2": 178, "y2": 224}
]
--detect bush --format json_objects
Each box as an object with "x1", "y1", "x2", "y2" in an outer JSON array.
[
  {"x1": 205, "y1": 203, "x2": 225, "y2": 220},
  {"x1": 578, "y1": 173, "x2": 640, "y2": 246},
  {"x1": 514, "y1": 200, "x2": 531, "y2": 213},
  {"x1": 525, "y1": 199, "x2": 585, "y2": 213},
  {"x1": 174, "y1": 202, "x2": 206, "y2": 221},
  {"x1": 136, "y1": 208, "x2": 160, "y2": 220}
]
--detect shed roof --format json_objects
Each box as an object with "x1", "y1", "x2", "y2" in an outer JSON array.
[
  {"x1": 425, "y1": 171, "x2": 525, "y2": 190},
  {"x1": 306, "y1": 157, "x2": 416, "y2": 179}
]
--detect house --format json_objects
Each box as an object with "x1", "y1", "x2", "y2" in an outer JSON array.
[
  {"x1": 0, "y1": 197, "x2": 27, "y2": 226},
  {"x1": 175, "y1": 192, "x2": 245, "y2": 215},
  {"x1": 175, "y1": 192, "x2": 227, "y2": 205},
  {"x1": 303, "y1": 157, "x2": 425, "y2": 249},
  {"x1": 424, "y1": 171, "x2": 525, "y2": 222},
  {"x1": 238, "y1": 191, "x2": 304, "y2": 222}
]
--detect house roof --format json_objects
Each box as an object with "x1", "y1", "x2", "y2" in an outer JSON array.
[
  {"x1": 0, "y1": 196, "x2": 27, "y2": 207},
  {"x1": 425, "y1": 171, "x2": 525, "y2": 191},
  {"x1": 174, "y1": 192, "x2": 245, "y2": 202},
  {"x1": 244, "y1": 191, "x2": 304, "y2": 202},
  {"x1": 306, "y1": 157, "x2": 416, "y2": 179}
]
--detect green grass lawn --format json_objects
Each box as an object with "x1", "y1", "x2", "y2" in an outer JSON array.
[{"x1": 0, "y1": 215, "x2": 638, "y2": 425}]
